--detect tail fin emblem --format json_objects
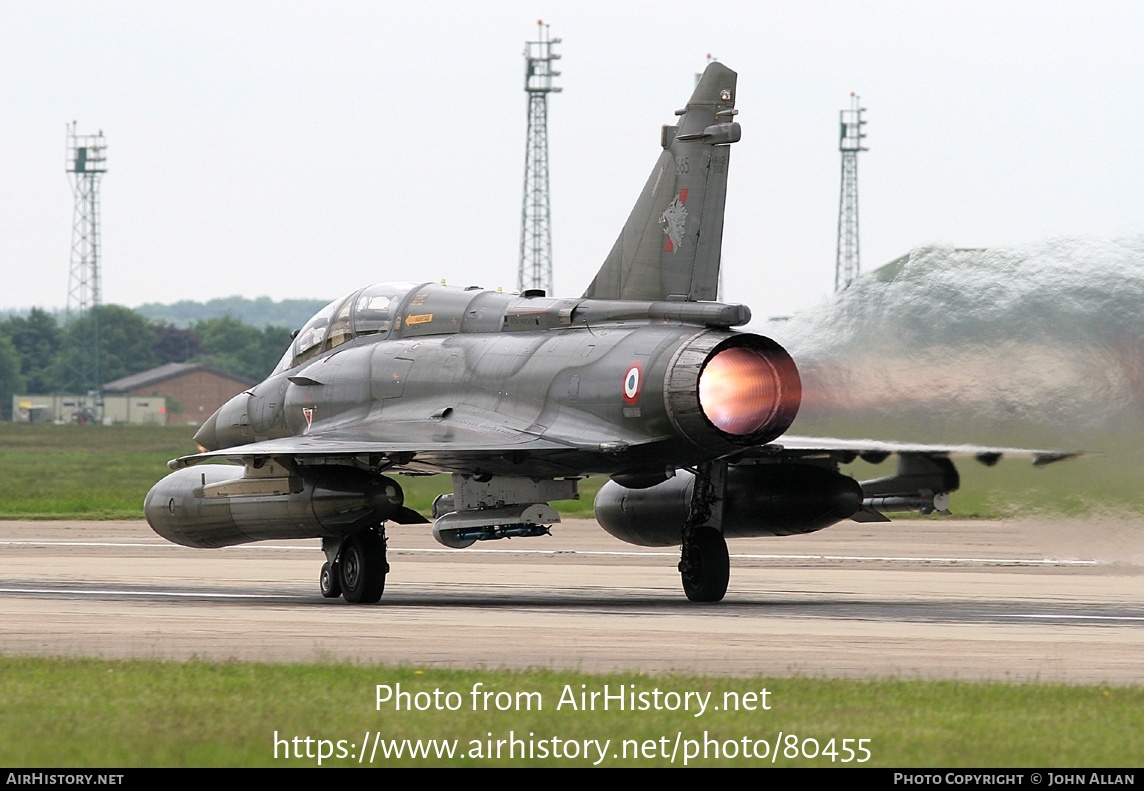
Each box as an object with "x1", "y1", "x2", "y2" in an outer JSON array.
[{"x1": 661, "y1": 189, "x2": 689, "y2": 253}]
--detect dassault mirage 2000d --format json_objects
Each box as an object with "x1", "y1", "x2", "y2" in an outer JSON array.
[{"x1": 145, "y1": 62, "x2": 1076, "y2": 604}]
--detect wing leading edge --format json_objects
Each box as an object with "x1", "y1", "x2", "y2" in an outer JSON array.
[
  {"x1": 169, "y1": 432, "x2": 576, "y2": 470},
  {"x1": 771, "y1": 435, "x2": 1085, "y2": 467}
]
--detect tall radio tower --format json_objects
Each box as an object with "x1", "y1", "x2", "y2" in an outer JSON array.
[
  {"x1": 518, "y1": 20, "x2": 561, "y2": 295},
  {"x1": 835, "y1": 94, "x2": 867, "y2": 292},
  {"x1": 66, "y1": 122, "x2": 108, "y2": 396}
]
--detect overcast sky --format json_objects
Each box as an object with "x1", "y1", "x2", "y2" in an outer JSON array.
[{"x1": 2, "y1": 1, "x2": 1143, "y2": 319}]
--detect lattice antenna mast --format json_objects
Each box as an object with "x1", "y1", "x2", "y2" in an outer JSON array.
[
  {"x1": 835, "y1": 94, "x2": 867, "y2": 292},
  {"x1": 66, "y1": 122, "x2": 108, "y2": 394},
  {"x1": 518, "y1": 20, "x2": 561, "y2": 294}
]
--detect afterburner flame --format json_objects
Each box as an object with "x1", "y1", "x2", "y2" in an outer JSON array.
[{"x1": 699, "y1": 347, "x2": 782, "y2": 435}]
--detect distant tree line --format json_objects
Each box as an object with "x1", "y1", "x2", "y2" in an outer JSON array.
[
  {"x1": 0, "y1": 306, "x2": 293, "y2": 420},
  {"x1": 134, "y1": 296, "x2": 328, "y2": 331}
]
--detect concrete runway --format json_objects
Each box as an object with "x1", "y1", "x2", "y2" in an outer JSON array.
[{"x1": 1, "y1": 518, "x2": 1141, "y2": 683}]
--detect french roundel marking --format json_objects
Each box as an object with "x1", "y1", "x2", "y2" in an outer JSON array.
[{"x1": 622, "y1": 362, "x2": 643, "y2": 404}]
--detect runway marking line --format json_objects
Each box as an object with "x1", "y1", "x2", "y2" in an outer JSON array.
[
  {"x1": 1, "y1": 587, "x2": 1140, "y2": 623},
  {"x1": 0, "y1": 539, "x2": 1102, "y2": 566},
  {"x1": 997, "y1": 613, "x2": 1144, "y2": 622},
  {"x1": 0, "y1": 586, "x2": 282, "y2": 600}
]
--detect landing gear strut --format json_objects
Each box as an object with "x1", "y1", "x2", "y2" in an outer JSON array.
[
  {"x1": 321, "y1": 526, "x2": 389, "y2": 604},
  {"x1": 678, "y1": 461, "x2": 730, "y2": 602}
]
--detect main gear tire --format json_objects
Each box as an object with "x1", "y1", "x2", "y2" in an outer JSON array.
[
  {"x1": 339, "y1": 530, "x2": 387, "y2": 604},
  {"x1": 680, "y1": 528, "x2": 730, "y2": 603},
  {"x1": 319, "y1": 561, "x2": 342, "y2": 599}
]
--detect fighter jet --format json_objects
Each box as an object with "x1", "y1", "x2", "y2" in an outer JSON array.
[{"x1": 145, "y1": 62, "x2": 1077, "y2": 603}]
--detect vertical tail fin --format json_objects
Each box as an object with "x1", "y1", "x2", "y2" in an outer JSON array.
[{"x1": 583, "y1": 62, "x2": 740, "y2": 302}]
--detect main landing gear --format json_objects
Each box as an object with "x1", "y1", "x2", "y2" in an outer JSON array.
[
  {"x1": 320, "y1": 526, "x2": 389, "y2": 604},
  {"x1": 677, "y1": 461, "x2": 731, "y2": 603}
]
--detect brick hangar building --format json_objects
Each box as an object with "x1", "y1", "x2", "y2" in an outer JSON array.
[{"x1": 102, "y1": 363, "x2": 255, "y2": 426}]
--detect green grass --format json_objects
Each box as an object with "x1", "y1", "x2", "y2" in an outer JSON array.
[
  {"x1": 0, "y1": 422, "x2": 1137, "y2": 521},
  {"x1": 0, "y1": 423, "x2": 602, "y2": 521},
  {"x1": 839, "y1": 453, "x2": 1132, "y2": 519},
  {"x1": 804, "y1": 412, "x2": 1144, "y2": 519},
  {"x1": 0, "y1": 658, "x2": 1138, "y2": 767},
  {"x1": 0, "y1": 424, "x2": 199, "y2": 519}
]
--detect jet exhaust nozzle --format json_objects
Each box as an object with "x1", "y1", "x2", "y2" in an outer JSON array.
[{"x1": 665, "y1": 332, "x2": 801, "y2": 451}]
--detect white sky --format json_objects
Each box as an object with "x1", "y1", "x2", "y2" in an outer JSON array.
[{"x1": 2, "y1": 1, "x2": 1143, "y2": 319}]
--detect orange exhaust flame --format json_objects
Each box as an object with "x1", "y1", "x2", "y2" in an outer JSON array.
[{"x1": 699, "y1": 347, "x2": 783, "y2": 435}]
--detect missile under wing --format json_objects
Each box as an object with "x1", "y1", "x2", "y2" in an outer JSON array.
[{"x1": 145, "y1": 62, "x2": 1078, "y2": 604}]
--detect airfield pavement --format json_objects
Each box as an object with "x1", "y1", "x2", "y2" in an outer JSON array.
[{"x1": 0, "y1": 518, "x2": 1141, "y2": 683}]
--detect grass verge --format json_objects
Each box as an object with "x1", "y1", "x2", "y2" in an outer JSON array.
[
  {"x1": 1, "y1": 658, "x2": 1139, "y2": 767},
  {"x1": 0, "y1": 422, "x2": 1137, "y2": 521},
  {"x1": 0, "y1": 423, "x2": 598, "y2": 520},
  {"x1": 0, "y1": 424, "x2": 197, "y2": 519}
]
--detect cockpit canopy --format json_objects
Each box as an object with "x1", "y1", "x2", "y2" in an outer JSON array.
[{"x1": 273, "y1": 282, "x2": 419, "y2": 374}]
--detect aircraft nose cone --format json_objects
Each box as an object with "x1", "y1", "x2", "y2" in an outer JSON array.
[{"x1": 193, "y1": 411, "x2": 220, "y2": 451}]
